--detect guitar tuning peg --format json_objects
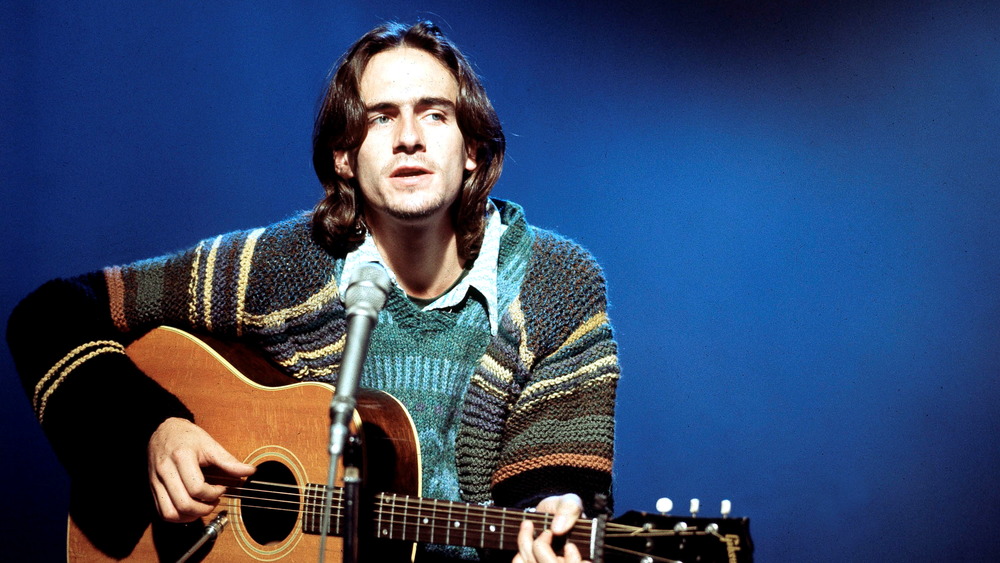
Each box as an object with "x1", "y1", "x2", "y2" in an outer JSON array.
[
  {"x1": 721, "y1": 499, "x2": 732, "y2": 518},
  {"x1": 689, "y1": 498, "x2": 700, "y2": 517},
  {"x1": 655, "y1": 497, "x2": 673, "y2": 515}
]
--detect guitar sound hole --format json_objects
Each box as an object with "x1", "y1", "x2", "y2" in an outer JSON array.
[{"x1": 241, "y1": 460, "x2": 299, "y2": 545}]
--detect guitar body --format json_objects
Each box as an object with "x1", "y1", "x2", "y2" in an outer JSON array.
[{"x1": 67, "y1": 326, "x2": 420, "y2": 562}]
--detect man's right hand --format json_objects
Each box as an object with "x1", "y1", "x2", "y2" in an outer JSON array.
[{"x1": 147, "y1": 417, "x2": 256, "y2": 523}]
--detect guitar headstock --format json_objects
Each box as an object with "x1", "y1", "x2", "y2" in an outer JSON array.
[{"x1": 601, "y1": 498, "x2": 753, "y2": 563}]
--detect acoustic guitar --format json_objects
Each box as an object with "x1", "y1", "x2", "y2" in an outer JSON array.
[{"x1": 66, "y1": 326, "x2": 752, "y2": 562}]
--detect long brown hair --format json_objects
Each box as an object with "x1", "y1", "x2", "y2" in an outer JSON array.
[{"x1": 312, "y1": 21, "x2": 505, "y2": 260}]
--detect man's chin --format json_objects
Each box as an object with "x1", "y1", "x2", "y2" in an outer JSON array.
[
  {"x1": 380, "y1": 197, "x2": 453, "y2": 222},
  {"x1": 384, "y1": 205, "x2": 438, "y2": 221}
]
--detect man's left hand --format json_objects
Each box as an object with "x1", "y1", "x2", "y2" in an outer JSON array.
[{"x1": 513, "y1": 493, "x2": 587, "y2": 563}]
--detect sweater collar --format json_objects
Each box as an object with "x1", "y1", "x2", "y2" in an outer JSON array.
[{"x1": 339, "y1": 200, "x2": 507, "y2": 334}]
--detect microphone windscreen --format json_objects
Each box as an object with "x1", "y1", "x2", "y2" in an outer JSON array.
[{"x1": 344, "y1": 263, "x2": 391, "y2": 313}]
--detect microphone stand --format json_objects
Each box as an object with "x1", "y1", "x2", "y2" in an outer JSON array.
[{"x1": 318, "y1": 264, "x2": 389, "y2": 563}]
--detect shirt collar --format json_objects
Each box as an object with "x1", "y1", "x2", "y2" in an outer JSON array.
[{"x1": 339, "y1": 200, "x2": 507, "y2": 334}]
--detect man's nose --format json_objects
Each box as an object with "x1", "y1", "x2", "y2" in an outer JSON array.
[{"x1": 394, "y1": 114, "x2": 424, "y2": 154}]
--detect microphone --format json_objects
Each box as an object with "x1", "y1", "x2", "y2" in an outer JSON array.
[
  {"x1": 344, "y1": 262, "x2": 392, "y2": 319},
  {"x1": 329, "y1": 263, "x2": 391, "y2": 458},
  {"x1": 321, "y1": 263, "x2": 391, "y2": 563}
]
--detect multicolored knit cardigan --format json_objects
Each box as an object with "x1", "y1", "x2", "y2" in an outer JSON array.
[{"x1": 8, "y1": 199, "x2": 619, "y2": 517}]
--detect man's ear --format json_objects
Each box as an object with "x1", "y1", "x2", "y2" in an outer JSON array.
[
  {"x1": 335, "y1": 150, "x2": 355, "y2": 178},
  {"x1": 464, "y1": 142, "x2": 479, "y2": 172}
]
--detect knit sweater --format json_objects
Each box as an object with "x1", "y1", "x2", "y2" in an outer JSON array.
[{"x1": 7, "y1": 199, "x2": 620, "y2": 559}]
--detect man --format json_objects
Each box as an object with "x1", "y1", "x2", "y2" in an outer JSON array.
[{"x1": 8, "y1": 21, "x2": 619, "y2": 563}]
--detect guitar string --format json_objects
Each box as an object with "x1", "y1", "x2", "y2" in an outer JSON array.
[
  {"x1": 223, "y1": 483, "x2": 579, "y2": 531},
  {"x1": 222, "y1": 478, "x2": 643, "y2": 533},
  {"x1": 212, "y1": 481, "x2": 706, "y2": 541},
  {"x1": 226, "y1": 492, "x2": 681, "y2": 557},
  {"x1": 218, "y1": 486, "x2": 706, "y2": 562},
  {"x1": 218, "y1": 506, "x2": 599, "y2": 548},
  {"x1": 227, "y1": 503, "x2": 603, "y2": 551},
  {"x1": 372, "y1": 496, "x2": 638, "y2": 536},
  {"x1": 217, "y1": 484, "x2": 627, "y2": 545},
  {"x1": 216, "y1": 482, "x2": 722, "y2": 537},
  {"x1": 228, "y1": 495, "x2": 706, "y2": 561},
  {"x1": 213, "y1": 481, "x2": 720, "y2": 557},
  {"x1": 223, "y1": 483, "x2": 649, "y2": 540},
  {"x1": 220, "y1": 482, "x2": 654, "y2": 547},
  {"x1": 372, "y1": 504, "x2": 596, "y2": 545}
]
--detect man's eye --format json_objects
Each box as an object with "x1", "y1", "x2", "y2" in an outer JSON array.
[
  {"x1": 426, "y1": 113, "x2": 445, "y2": 122},
  {"x1": 371, "y1": 115, "x2": 390, "y2": 125}
]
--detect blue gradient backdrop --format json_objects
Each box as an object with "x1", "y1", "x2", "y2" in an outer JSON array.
[{"x1": 3, "y1": 2, "x2": 998, "y2": 561}]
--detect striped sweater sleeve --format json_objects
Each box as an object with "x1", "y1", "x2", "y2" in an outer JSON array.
[
  {"x1": 6, "y1": 271, "x2": 193, "y2": 554},
  {"x1": 490, "y1": 232, "x2": 620, "y2": 515},
  {"x1": 7, "y1": 271, "x2": 195, "y2": 455}
]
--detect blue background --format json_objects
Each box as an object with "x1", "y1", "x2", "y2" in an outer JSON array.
[{"x1": 3, "y1": 1, "x2": 998, "y2": 561}]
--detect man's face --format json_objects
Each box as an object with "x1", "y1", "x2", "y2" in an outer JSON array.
[{"x1": 335, "y1": 47, "x2": 477, "y2": 229}]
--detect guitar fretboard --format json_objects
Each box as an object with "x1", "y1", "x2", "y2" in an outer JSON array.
[{"x1": 300, "y1": 484, "x2": 594, "y2": 552}]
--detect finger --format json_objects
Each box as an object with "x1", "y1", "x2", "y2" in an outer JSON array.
[
  {"x1": 177, "y1": 450, "x2": 225, "y2": 503},
  {"x1": 159, "y1": 451, "x2": 216, "y2": 522},
  {"x1": 148, "y1": 474, "x2": 179, "y2": 522},
  {"x1": 550, "y1": 494, "x2": 584, "y2": 535},
  {"x1": 517, "y1": 519, "x2": 536, "y2": 563},
  {"x1": 203, "y1": 442, "x2": 256, "y2": 478},
  {"x1": 564, "y1": 540, "x2": 584, "y2": 563},
  {"x1": 532, "y1": 529, "x2": 558, "y2": 563},
  {"x1": 164, "y1": 486, "x2": 216, "y2": 523},
  {"x1": 535, "y1": 496, "x2": 562, "y2": 513}
]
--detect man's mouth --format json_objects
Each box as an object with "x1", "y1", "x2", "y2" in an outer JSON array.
[{"x1": 391, "y1": 166, "x2": 432, "y2": 178}]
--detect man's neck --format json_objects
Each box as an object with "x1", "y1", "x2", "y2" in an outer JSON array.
[{"x1": 368, "y1": 216, "x2": 465, "y2": 300}]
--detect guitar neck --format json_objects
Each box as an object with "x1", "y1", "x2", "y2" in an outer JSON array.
[
  {"x1": 372, "y1": 493, "x2": 591, "y2": 552},
  {"x1": 300, "y1": 485, "x2": 593, "y2": 553}
]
